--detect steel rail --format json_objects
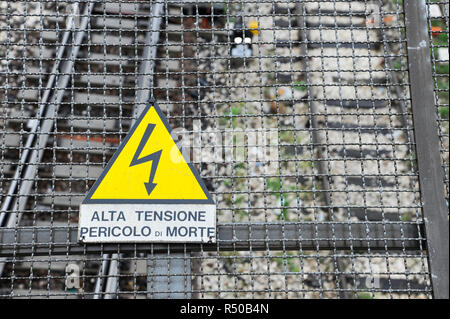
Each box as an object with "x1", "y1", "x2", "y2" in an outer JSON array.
[{"x1": 295, "y1": 1, "x2": 351, "y2": 299}]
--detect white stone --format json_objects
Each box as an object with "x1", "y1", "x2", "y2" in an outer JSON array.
[
  {"x1": 429, "y1": 4, "x2": 442, "y2": 18},
  {"x1": 438, "y1": 47, "x2": 449, "y2": 62},
  {"x1": 157, "y1": 78, "x2": 178, "y2": 88}
]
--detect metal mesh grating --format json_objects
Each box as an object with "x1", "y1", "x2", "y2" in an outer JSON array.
[{"x1": 0, "y1": 0, "x2": 447, "y2": 299}]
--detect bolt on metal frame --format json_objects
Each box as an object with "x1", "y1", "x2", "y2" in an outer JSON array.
[{"x1": 0, "y1": 0, "x2": 448, "y2": 299}]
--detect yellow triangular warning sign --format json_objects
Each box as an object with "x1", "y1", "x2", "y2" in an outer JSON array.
[{"x1": 82, "y1": 102, "x2": 214, "y2": 204}]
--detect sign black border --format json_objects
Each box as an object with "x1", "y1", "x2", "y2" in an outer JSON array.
[{"x1": 82, "y1": 101, "x2": 215, "y2": 205}]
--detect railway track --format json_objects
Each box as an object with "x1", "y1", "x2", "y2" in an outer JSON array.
[{"x1": 296, "y1": 1, "x2": 426, "y2": 297}]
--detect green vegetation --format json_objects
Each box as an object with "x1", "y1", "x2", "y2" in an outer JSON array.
[
  {"x1": 293, "y1": 80, "x2": 307, "y2": 92},
  {"x1": 393, "y1": 61, "x2": 402, "y2": 70},
  {"x1": 401, "y1": 212, "x2": 413, "y2": 222},
  {"x1": 357, "y1": 292, "x2": 373, "y2": 299},
  {"x1": 274, "y1": 252, "x2": 301, "y2": 273},
  {"x1": 234, "y1": 195, "x2": 245, "y2": 205},
  {"x1": 280, "y1": 130, "x2": 294, "y2": 143},
  {"x1": 440, "y1": 107, "x2": 449, "y2": 119},
  {"x1": 435, "y1": 62, "x2": 449, "y2": 76},
  {"x1": 431, "y1": 24, "x2": 448, "y2": 44},
  {"x1": 232, "y1": 103, "x2": 243, "y2": 116},
  {"x1": 267, "y1": 177, "x2": 291, "y2": 221},
  {"x1": 436, "y1": 77, "x2": 449, "y2": 108},
  {"x1": 218, "y1": 103, "x2": 246, "y2": 127},
  {"x1": 223, "y1": 178, "x2": 232, "y2": 187},
  {"x1": 429, "y1": 11, "x2": 449, "y2": 117}
]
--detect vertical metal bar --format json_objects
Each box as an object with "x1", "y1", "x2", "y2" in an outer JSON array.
[
  {"x1": 104, "y1": 255, "x2": 119, "y2": 299},
  {"x1": 295, "y1": 1, "x2": 349, "y2": 299},
  {"x1": 93, "y1": 257, "x2": 108, "y2": 299},
  {"x1": 404, "y1": 0, "x2": 449, "y2": 299},
  {"x1": 134, "y1": 1, "x2": 163, "y2": 118},
  {"x1": 147, "y1": 252, "x2": 191, "y2": 299}
]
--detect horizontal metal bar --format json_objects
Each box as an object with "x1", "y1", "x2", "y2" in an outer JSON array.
[{"x1": 0, "y1": 223, "x2": 425, "y2": 257}]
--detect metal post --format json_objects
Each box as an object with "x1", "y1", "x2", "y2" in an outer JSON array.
[
  {"x1": 147, "y1": 252, "x2": 191, "y2": 299},
  {"x1": 404, "y1": 0, "x2": 449, "y2": 299}
]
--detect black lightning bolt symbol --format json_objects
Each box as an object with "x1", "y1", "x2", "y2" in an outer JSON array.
[{"x1": 129, "y1": 123, "x2": 162, "y2": 196}]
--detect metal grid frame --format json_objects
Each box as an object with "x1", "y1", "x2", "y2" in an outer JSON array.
[{"x1": 0, "y1": 0, "x2": 448, "y2": 299}]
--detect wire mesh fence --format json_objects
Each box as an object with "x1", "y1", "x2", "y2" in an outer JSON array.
[{"x1": 0, "y1": 0, "x2": 447, "y2": 299}]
